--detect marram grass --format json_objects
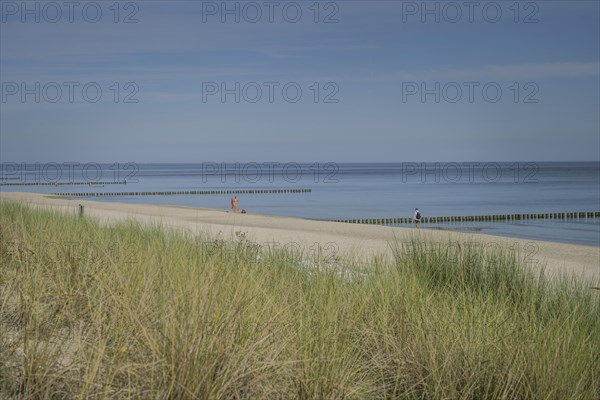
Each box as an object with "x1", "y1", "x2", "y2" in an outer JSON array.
[{"x1": 0, "y1": 201, "x2": 598, "y2": 399}]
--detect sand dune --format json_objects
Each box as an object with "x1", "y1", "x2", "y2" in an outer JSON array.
[{"x1": 2, "y1": 191, "x2": 598, "y2": 281}]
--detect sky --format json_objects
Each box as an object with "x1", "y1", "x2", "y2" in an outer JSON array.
[{"x1": 1, "y1": 0, "x2": 599, "y2": 163}]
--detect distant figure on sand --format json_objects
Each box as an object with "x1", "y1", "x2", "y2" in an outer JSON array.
[
  {"x1": 231, "y1": 196, "x2": 235, "y2": 212},
  {"x1": 233, "y1": 196, "x2": 239, "y2": 213},
  {"x1": 414, "y1": 208, "x2": 422, "y2": 228}
]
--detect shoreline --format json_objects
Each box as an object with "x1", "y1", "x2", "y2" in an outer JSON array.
[
  {"x1": 2, "y1": 191, "x2": 599, "y2": 282},
  {"x1": 46, "y1": 193, "x2": 600, "y2": 248},
  {"x1": 419, "y1": 224, "x2": 600, "y2": 248}
]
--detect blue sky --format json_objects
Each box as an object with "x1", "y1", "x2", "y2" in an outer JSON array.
[{"x1": 1, "y1": 0, "x2": 599, "y2": 162}]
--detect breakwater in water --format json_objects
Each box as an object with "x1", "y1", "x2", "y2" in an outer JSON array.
[
  {"x1": 333, "y1": 212, "x2": 600, "y2": 225},
  {"x1": 52, "y1": 188, "x2": 312, "y2": 197}
]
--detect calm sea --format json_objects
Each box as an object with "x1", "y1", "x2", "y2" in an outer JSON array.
[{"x1": 2, "y1": 162, "x2": 599, "y2": 246}]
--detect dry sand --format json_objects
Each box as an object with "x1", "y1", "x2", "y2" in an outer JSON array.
[{"x1": 2, "y1": 191, "x2": 598, "y2": 282}]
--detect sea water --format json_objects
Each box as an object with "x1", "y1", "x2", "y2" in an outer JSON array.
[{"x1": 3, "y1": 162, "x2": 599, "y2": 246}]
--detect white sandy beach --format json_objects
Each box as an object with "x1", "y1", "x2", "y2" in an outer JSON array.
[{"x1": 1, "y1": 191, "x2": 599, "y2": 282}]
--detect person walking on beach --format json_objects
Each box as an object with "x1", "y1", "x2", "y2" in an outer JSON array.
[
  {"x1": 414, "y1": 208, "x2": 422, "y2": 228},
  {"x1": 231, "y1": 196, "x2": 235, "y2": 212},
  {"x1": 233, "y1": 196, "x2": 239, "y2": 213}
]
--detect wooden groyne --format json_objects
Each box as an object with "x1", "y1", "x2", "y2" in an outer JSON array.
[
  {"x1": 1, "y1": 181, "x2": 127, "y2": 186},
  {"x1": 52, "y1": 188, "x2": 312, "y2": 197},
  {"x1": 333, "y1": 212, "x2": 600, "y2": 225}
]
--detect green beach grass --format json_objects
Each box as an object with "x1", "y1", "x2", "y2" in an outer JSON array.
[{"x1": 0, "y1": 201, "x2": 598, "y2": 399}]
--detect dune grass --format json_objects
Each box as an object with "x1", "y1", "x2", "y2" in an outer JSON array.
[{"x1": 0, "y1": 201, "x2": 598, "y2": 399}]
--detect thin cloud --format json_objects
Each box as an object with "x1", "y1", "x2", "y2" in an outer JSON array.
[
  {"x1": 484, "y1": 62, "x2": 600, "y2": 79},
  {"x1": 346, "y1": 61, "x2": 600, "y2": 82}
]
